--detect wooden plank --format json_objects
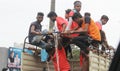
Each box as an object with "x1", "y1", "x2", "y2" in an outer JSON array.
[
  {"x1": 22, "y1": 60, "x2": 46, "y2": 67},
  {"x1": 89, "y1": 51, "x2": 110, "y2": 71},
  {"x1": 22, "y1": 64, "x2": 55, "y2": 71},
  {"x1": 22, "y1": 53, "x2": 40, "y2": 62},
  {"x1": 21, "y1": 52, "x2": 55, "y2": 71},
  {"x1": 22, "y1": 65, "x2": 44, "y2": 71}
]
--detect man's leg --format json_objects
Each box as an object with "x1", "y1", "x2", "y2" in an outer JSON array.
[
  {"x1": 71, "y1": 36, "x2": 90, "y2": 54},
  {"x1": 61, "y1": 37, "x2": 71, "y2": 57},
  {"x1": 71, "y1": 36, "x2": 90, "y2": 71}
]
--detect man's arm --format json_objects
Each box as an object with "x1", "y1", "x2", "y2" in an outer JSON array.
[
  {"x1": 71, "y1": 24, "x2": 89, "y2": 34},
  {"x1": 62, "y1": 23, "x2": 67, "y2": 32},
  {"x1": 30, "y1": 25, "x2": 41, "y2": 35}
]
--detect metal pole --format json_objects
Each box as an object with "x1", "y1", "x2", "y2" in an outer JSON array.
[
  {"x1": 50, "y1": 1, "x2": 60, "y2": 71},
  {"x1": 54, "y1": 33, "x2": 60, "y2": 71},
  {"x1": 49, "y1": 0, "x2": 56, "y2": 31},
  {"x1": 50, "y1": 0, "x2": 55, "y2": 12}
]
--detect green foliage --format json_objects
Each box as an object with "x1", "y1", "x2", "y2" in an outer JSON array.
[{"x1": 67, "y1": 45, "x2": 80, "y2": 61}]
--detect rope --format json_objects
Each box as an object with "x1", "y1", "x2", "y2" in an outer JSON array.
[
  {"x1": 46, "y1": 61, "x2": 50, "y2": 71},
  {"x1": 53, "y1": 33, "x2": 60, "y2": 71}
]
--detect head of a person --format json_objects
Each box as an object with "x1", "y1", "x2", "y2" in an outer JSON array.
[
  {"x1": 47, "y1": 11, "x2": 57, "y2": 22},
  {"x1": 74, "y1": 0, "x2": 82, "y2": 12},
  {"x1": 100, "y1": 15, "x2": 109, "y2": 25},
  {"x1": 15, "y1": 54, "x2": 19, "y2": 58},
  {"x1": 36, "y1": 12, "x2": 44, "y2": 22},
  {"x1": 65, "y1": 9, "x2": 72, "y2": 19},
  {"x1": 72, "y1": 13, "x2": 83, "y2": 25},
  {"x1": 10, "y1": 51, "x2": 14, "y2": 58},
  {"x1": 84, "y1": 12, "x2": 91, "y2": 17}
]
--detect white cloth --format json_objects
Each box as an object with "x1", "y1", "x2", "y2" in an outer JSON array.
[
  {"x1": 65, "y1": 17, "x2": 72, "y2": 31},
  {"x1": 53, "y1": 21, "x2": 59, "y2": 32}
]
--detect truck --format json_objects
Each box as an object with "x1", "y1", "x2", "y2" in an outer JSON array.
[{"x1": 21, "y1": 36, "x2": 114, "y2": 71}]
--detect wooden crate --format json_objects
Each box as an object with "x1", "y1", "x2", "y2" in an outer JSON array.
[
  {"x1": 21, "y1": 51, "x2": 110, "y2": 71},
  {"x1": 89, "y1": 51, "x2": 110, "y2": 71},
  {"x1": 21, "y1": 52, "x2": 81, "y2": 71},
  {"x1": 21, "y1": 52, "x2": 55, "y2": 71}
]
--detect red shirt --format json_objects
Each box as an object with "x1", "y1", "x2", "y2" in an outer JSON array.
[
  {"x1": 64, "y1": 21, "x2": 79, "y2": 38},
  {"x1": 66, "y1": 10, "x2": 79, "y2": 38},
  {"x1": 56, "y1": 17, "x2": 68, "y2": 32},
  {"x1": 70, "y1": 21, "x2": 79, "y2": 38},
  {"x1": 52, "y1": 47, "x2": 70, "y2": 71}
]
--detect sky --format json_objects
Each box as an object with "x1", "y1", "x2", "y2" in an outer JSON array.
[{"x1": 0, "y1": 0, "x2": 120, "y2": 48}]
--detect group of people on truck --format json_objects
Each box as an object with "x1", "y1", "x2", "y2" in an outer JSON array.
[{"x1": 28, "y1": 0, "x2": 112, "y2": 71}]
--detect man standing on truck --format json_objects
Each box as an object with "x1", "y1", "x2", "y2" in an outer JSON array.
[
  {"x1": 47, "y1": 11, "x2": 70, "y2": 71},
  {"x1": 96, "y1": 15, "x2": 110, "y2": 51}
]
